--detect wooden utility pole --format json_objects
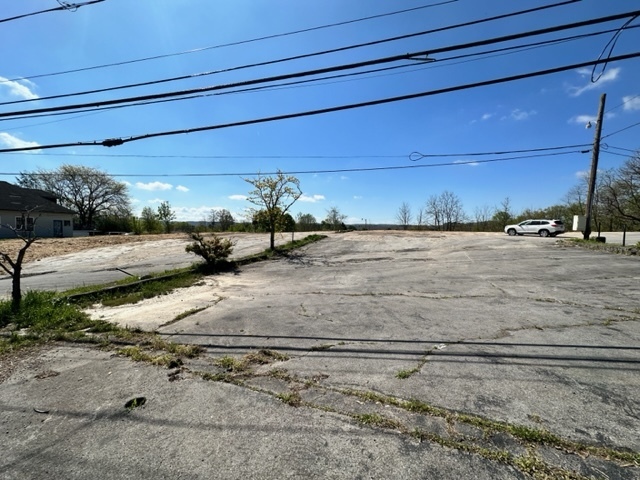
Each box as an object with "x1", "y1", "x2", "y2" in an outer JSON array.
[{"x1": 583, "y1": 93, "x2": 606, "y2": 240}]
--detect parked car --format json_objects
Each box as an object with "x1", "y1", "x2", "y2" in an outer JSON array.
[{"x1": 504, "y1": 219, "x2": 565, "y2": 237}]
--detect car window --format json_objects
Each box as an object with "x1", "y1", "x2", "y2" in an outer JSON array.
[
  {"x1": 540, "y1": 221, "x2": 549, "y2": 225},
  {"x1": 554, "y1": 220, "x2": 564, "y2": 225},
  {"x1": 530, "y1": 221, "x2": 540, "y2": 225},
  {"x1": 519, "y1": 221, "x2": 530, "y2": 226}
]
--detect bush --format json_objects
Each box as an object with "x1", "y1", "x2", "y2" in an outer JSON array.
[{"x1": 185, "y1": 233, "x2": 235, "y2": 272}]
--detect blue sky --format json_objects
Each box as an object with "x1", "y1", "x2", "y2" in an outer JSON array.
[{"x1": 1, "y1": 0, "x2": 639, "y2": 224}]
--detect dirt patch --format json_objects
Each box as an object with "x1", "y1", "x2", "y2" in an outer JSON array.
[{"x1": 0, "y1": 233, "x2": 187, "y2": 264}]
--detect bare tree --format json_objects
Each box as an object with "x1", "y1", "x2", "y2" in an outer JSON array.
[
  {"x1": 600, "y1": 154, "x2": 640, "y2": 225},
  {"x1": 245, "y1": 170, "x2": 302, "y2": 250},
  {"x1": 0, "y1": 209, "x2": 38, "y2": 311},
  {"x1": 474, "y1": 205, "x2": 492, "y2": 231},
  {"x1": 425, "y1": 195, "x2": 442, "y2": 230},
  {"x1": 324, "y1": 206, "x2": 347, "y2": 230},
  {"x1": 157, "y1": 201, "x2": 176, "y2": 233},
  {"x1": 440, "y1": 191, "x2": 465, "y2": 231},
  {"x1": 492, "y1": 197, "x2": 513, "y2": 227},
  {"x1": 396, "y1": 202, "x2": 412, "y2": 230},
  {"x1": 415, "y1": 207, "x2": 425, "y2": 230}
]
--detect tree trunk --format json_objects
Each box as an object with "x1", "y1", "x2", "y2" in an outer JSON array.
[
  {"x1": 11, "y1": 266, "x2": 21, "y2": 312},
  {"x1": 270, "y1": 230, "x2": 275, "y2": 250}
]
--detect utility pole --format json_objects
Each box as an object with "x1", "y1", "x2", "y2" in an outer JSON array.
[{"x1": 583, "y1": 93, "x2": 606, "y2": 240}]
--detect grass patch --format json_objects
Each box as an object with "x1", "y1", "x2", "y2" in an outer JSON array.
[
  {"x1": 354, "y1": 413, "x2": 404, "y2": 430},
  {"x1": 396, "y1": 367, "x2": 419, "y2": 379},
  {"x1": 277, "y1": 391, "x2": 302, "y2": 407},
  {"x1": 171, "y1": 307, "x2": 208, "y2": 323},
  {"x1": 560, "y1": 238, "x2": 639, "y2": 256},
  {"x1": 310, "y1": 343, "x2": 333, "y2": 351},
  {"x1": 213, "y1": 349, "x2": 289, "y2": 373}
]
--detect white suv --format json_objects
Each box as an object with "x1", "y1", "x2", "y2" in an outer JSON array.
[{"x1": 504, "y1": 219, "x2": 565, "y2": 237}]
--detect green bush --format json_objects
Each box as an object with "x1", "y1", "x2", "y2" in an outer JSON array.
[{"x1": 185, "y1": 233, "x2": 235, "y2": 272}]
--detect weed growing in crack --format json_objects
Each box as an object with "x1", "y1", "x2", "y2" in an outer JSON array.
[{"x1": 277, "y1": 391, "x2": 302, "y2": 407}]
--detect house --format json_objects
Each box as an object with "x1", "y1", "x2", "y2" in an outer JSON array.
[{"x1": 0, "y1": 181, "x2": 75, "y2": 239}]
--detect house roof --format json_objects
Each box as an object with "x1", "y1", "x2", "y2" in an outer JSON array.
[{"x1": 0, "y1": 181, "x2": 76, "y2": 215}]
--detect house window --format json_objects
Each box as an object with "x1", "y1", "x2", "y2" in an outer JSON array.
[
  {"x1": 15, "y1": 216, "x2": 34, "y2": 231},
  {"x1": 64, "y1": 220, "x2": 71, "y2": 227}
]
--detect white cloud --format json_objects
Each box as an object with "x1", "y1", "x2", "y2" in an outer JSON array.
[
  {"x1": 340, "y1": 176, "x2": 349, "y2": 181},
  {"x1": 622, "y1": 95, "x2": 640, "y2": 111},
  {"x1": 0, "y1": 132, "x2": 40, "y2": 151},
  {"x1": 510, "y1": 109, "x2": 536, "y2": 121},
  {"x1": 136, "y1": 181, "x2": 172, "y2": 191},
  {"x1": 569, "y1": 114, "x2": 597, "y2": 125},
  {"x1": 0, "y1": 76, "x2": 38, "y2": 100},
  {"x1": 147, "y1": 198, "x2": 164, "y2": 204},
  {"x1": 130, "y1": 198, "x2": 140, "y2": 204},
  {"x1": 299, "y1": 194, "x2": 325, "y2": 203},
  {"x1": 568, "y1": 67, "x2": 620, "y2": 97},
  {"x1": 353, "y1": 196, "x2": 363, "y2": 200},
  {"x1": 122, "y1": 181, "x2": 133, "y2": 187},
  {"x1": 568, "y1": 112, "x2": 615, "y2": 125},
  {"x1": 228, "y1": 194, "x2": 247, "y2": 201},
  {"x1": 176, "y1": 185, "x2": 189, "y2": 192},
  {"x1": 575, "y1": 170, "x2": 589, "y2": 180},
  {"x1": 481, "y1": 113, "x2": 493, "y2": 121}
]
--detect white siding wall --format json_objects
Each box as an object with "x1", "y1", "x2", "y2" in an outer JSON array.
[{"x1": 0, "y1": 210, "x2": 74, "y2": 239}]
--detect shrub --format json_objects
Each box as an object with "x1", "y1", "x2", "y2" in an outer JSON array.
[{"x1": 185, "y1": 233, "x2": 235, "y2": 272}]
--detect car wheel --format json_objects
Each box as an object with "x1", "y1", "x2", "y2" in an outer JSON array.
[
  {"x1": 507, "y1": 229, "x2": 516, "y2": 236},
  {"x1": 539, "y1": 229, "x2": 549, "y2": 237}
]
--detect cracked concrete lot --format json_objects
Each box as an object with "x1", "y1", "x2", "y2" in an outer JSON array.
[{"x1": 2, "y1": 231, "x2": 640, "y2": 479}]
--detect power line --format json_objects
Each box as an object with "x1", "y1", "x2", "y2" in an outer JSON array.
[
  {"x1": 0, "y1": 151, "x2": 587, "y2": 178},
  {"x1": 602, "y1": 120, "x2": 640, "y2": 139},
  {"x1": 2, "y1": 51, "x2": 638, "y2": 154},
  {"x1": 4, "y1": 7, "x2": 638, "y2": 121},
  {"x1": 0, "y1": 0, "x2": 588, "y2": 112},
  {"x1": 7, "y1": 25, "x2": 630, "y2": 126},
  {"x1": 5, "y1": 143, "x2": 588, "y2": 160},
  {"x1": 605, "y1": 93, "x2": 640, "y2": 113},
  {"x1": 0, "y1": 0, "x2": 104, "y2": 24},
  {"x1": 0, "y1": 0, "x2": 457, "y2": 84},
  {"x1": 6, "y1": 18, "x2": 630, "y2": 110},
  {"x1": 604, "y1": 144, "x2": 637, "y2": 153}
]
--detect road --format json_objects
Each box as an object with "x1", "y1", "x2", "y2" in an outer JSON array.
[
  {"x1": 0, "y1": 232, "x2": 318, "y2": 296},
  {"x1": 2, "y1": 231, "x2": 638, "y2": 479}
]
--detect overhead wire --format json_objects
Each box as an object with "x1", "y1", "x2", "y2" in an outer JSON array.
[
  {"x1": 3, "y1": 7, "x2": 639, "y2": 120},
  {"x1": 6, "y1": 25, "x2": 635, "y2": 126},
  {"x1": 0, "y1": 151, "x2": 588, "y2": 178},
  {"x1": 2, "y1": 51, "x2": 639, "y2": 154},
  {"x1": 602, "y1": 120, "x2": 640, "y2": 139},
  {"x1": 5, "y1": 143, "x2": 589, "y2": 160},
  {"x1": 0, "y1": 1, "x2": 458, "y2": 85},
  {"x1": 6, "y1": 19, "x2": 634, "y2": 109},
  {"x1": 0, "y1": 0, "x2": 104, "y2": 24}
]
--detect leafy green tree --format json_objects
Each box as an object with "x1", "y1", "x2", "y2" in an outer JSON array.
[
  {"x1": 141, "y1": 206, "x2": 161, "y2": 233},
  {"x1": 217, "y1": 209, "x2": 235, "y2": 231},
  {"x1": 296, "y1": 213, "x2": 317, "y2": 231},
  {"x1": 245, "y1": 171, "x2": 302, "y2": 250},
  {"x1": 157, "y1": 201, "x2": 176, "y2": 233},
  {"x1": 17, "y1": 164, "x2": 130, "y2": 230}
]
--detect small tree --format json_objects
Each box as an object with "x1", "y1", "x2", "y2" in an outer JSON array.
[
  {"x1": 396, "y1": 202, "x2": 412, "y2": 230},
  {"x1": 157, "y1": 201, "x2": 176, "y2": 233},
  {"x1": 185, "y1": 233, "x2": 235, "y2": 272},
  {"x1": 0, "y1": 210, "x2": 38, "y2": 311},
  {"x1": 245, "y1": 170, "x2": 302, "y2": 250},
  {"x1": 296, "y1": 213, "x2": 317, "y2": 231},
  {"x1": 217, "y1": 209, "x2": 235, "y2": 231},
  {"x1": 141, "y1": 206, "x2": 161, "y2": 233},
  {"x1": 324, "y1": 206, "x2": 347, "y2": 230}
]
